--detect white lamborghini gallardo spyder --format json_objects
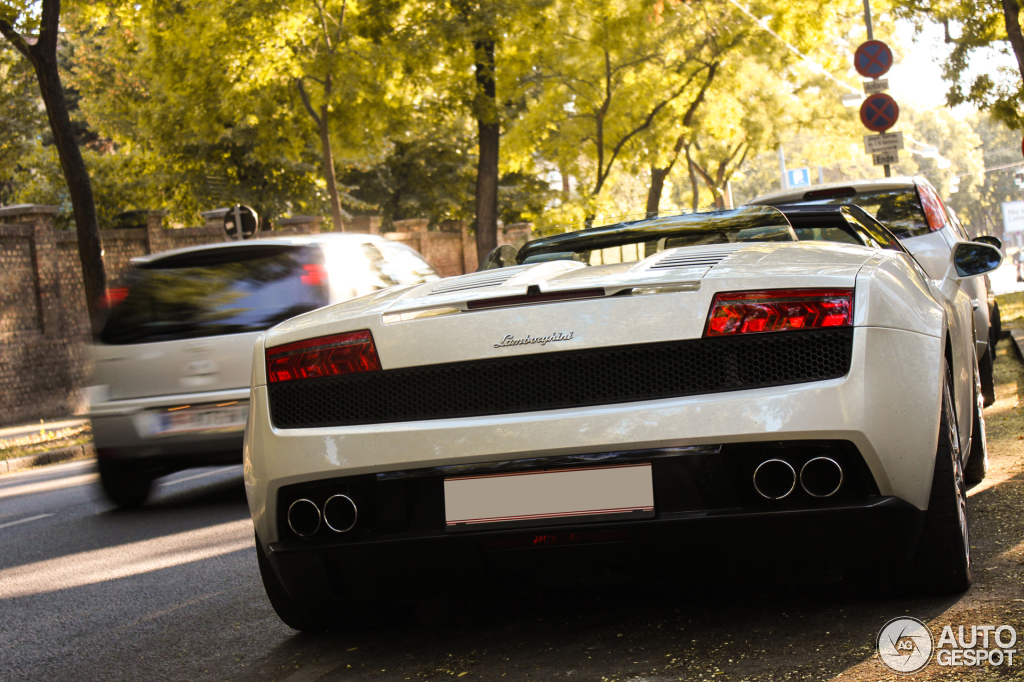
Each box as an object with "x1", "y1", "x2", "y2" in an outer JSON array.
[{"x1": 243, "y1": 205, "x2": 1002, "y2": 631}]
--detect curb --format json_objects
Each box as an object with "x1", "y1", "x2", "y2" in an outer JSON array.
[
  {"x1": 1011, "y1": 330, "x2": 1024, "y2": 363},
  {"x1": 0, "y1": 443, "x2": 95, "y2": 474}
]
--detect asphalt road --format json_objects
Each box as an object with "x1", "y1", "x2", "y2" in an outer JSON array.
[{"x1": 3, "y1": 341, "x2": 1024, "y2": 682}]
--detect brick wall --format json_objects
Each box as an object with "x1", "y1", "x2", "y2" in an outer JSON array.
[
  {"x1": 0, "y1": 206, "x2": 529, "y2": 426},
  {"x1": 0, "y1": 206, "x2": 238, "y2": 426}
]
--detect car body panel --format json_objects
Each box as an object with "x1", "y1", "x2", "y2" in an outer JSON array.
[
  {"x1": 246, "y1": 236, "x2": 974, "y2": 550},
  {"x1": 748, "y1": 176, "x2": 997, "y2": 361},
  {"x1": 245, "y1": 325, "x2": 942, "y2": 546}
]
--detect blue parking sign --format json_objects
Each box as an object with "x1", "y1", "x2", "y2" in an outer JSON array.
[{"x1": 787, "y1": 168, "x2": 810, "y2": 188}]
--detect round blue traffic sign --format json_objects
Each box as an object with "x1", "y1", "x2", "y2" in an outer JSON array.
[
  {"x1": 854, "y1": 40, "x2": 893, "y2": 79},
  {"x1": 860, "y1": 93, "x2": 899, "y2": 132}
]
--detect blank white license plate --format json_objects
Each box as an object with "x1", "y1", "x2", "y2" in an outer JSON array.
[
  {"x1": 444, "y1": 463, "x2": 654, "y2": 531},
  {"x1": 142, "y1": 403, "x2": 249, "y2": 437}
]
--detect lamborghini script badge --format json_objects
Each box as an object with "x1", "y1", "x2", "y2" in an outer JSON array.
[{"x1": 494, "y1": 332, "x2": 575, "y2": 348}]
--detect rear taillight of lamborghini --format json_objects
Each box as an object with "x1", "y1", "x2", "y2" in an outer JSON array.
[
  {"x1": 705, "y1": 289, "x2": 853, "y2": 337},
  {"x1": 266, "y1": 331, "x2": 381, "y2": 383}
]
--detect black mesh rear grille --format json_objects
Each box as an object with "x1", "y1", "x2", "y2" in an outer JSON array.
[{"x1": 267, "y1": 328, "x2": 854, "y2": 429}]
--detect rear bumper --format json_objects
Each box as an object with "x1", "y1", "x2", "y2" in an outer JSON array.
[
  {"x1": 91, "y1": 399, "x2": 247, "y2": 474},
  {"x1": 90, "y1": 389, "x2": 249, "y2": 470},
  {"x1": 246, "y1": 327, "x2": 944, "y2": 545},
  {"x1": 266, "y1": 497, "x2": 924, "y2": 604}
]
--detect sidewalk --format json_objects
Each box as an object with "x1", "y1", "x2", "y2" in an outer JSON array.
[
  {"x1": 0, "y1": 417, "x2": 93, "y2": 475},
  {"x1": 0, "y1": 417, "x2": 89, "y2": 443}
]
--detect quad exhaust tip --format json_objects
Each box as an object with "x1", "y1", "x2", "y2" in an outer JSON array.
[
  {"x1": 753, "y1": 459, "x2": 796, "y2": 500},
  {"x1": 287, "y1": 498, "x2": 321, "y2": 538},
  {"x1": 323, "y1": 494, "x2": 358, "y2": 533},
  {"x1": 800, "y1": 457, "x2": 844, "y2": 498}
]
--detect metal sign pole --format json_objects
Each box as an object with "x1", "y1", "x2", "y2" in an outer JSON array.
[
  {"x1": 862, "y1": 0, "x2": 890, "y2": 176},
  {"x1": 234, "y1": 205, "x2": 243, "y2": 241}
]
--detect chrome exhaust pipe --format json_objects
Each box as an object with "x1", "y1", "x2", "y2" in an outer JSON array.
[
  {"x1": 753, "y1": 459, "x2": 796, "y2": 500},
  {"x1": 800, "y1": 457, "x2": 844, "y2": 498},
  {"x1": 287, "y1": 498, "x2": 321, "y2": 538},
  {"x1": 323, "y1": 494, "x2": 358, "y2": 533}
]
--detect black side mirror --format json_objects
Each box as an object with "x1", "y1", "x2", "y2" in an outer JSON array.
[
  {"x1": 952, "y1": 242, "x2": 1003, "y2": 278},
  {"x1": 974, "y1": 235, "x2": 1002, "y2": 251},
  {"x1": 477, "y1": 244, "x2": 519, "y2": 271}
]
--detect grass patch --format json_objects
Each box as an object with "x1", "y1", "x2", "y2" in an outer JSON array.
[
  {"x1": 996, "y1": 291, "x2": 1024, "y2": 329},
  {"x1": 0, "y1": 424, "x2": 92, "y2": 461}
]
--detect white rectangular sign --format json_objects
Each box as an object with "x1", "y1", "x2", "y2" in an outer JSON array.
[
  {"x1": 864, "y1": 78, "x2": 889, "y2": 94},
  {"x1": 873, "y1": 151, "x2": 899, "y2": 166},
  {"x1": 865, "y1": 131, "x2": 904, "y2": 154},
  {"x1": 444, "y1": 463, "x2": 654, "y2": 529},
  {"x1": 1002, "y1": 200, "x2": 1024, "y2": 233}
]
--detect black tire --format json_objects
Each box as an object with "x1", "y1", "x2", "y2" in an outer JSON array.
[
  {"x1": 990, "y1": 301, "x2": 1002, "y2": 343},
  {"x1": 911, "y1": 362, "x2": 972, "y2": 594},
  {"x1": 98, "y1": 461, "x2": 153, "y2": 508},
  {"x1": 979, "y1": 342, "x2": 996, "y2": 408},
  {"x1": 255, "y1": 534, "x2": 330, "y2": 633},
  {"x1": 964, "y1": 356, "x2": 989, "y2": 485}
]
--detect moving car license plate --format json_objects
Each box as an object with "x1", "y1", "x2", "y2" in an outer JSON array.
[
  {"x1": 141, "y1": 403, "x2": 249, "y2": 437},
  {"x1": 444, "y1": 463, "x2": 654, "y2": 532}
]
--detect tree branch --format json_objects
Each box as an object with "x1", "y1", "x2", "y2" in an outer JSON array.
[
  {"x1": 1000, "y1": 0, "x2": 1024, "y2": 89},
  {"x1": 681, "y1": 61, "x2": 718, "y2": 126},
  {"x1": 296, "y1": 78, "x2": 322, "y2": 127},
  {"x1": 0, "y1": 18, "x2": 32, "y2": 59},
  {"x1": 598, "y1": 64, "x2": 711, "y2": 188}
]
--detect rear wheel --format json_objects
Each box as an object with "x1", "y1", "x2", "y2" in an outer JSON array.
[
  {"x1": 255, "y1": 534, "x2": 330, "y2": 632},
  {"x1": 98, "y1": 461, "x2": 153, "y2": 508},
  {"x1": 911, "y1": 362, "x2": 972, "y2": 594}
]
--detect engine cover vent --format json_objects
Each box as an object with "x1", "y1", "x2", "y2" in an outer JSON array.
[
  {"x1": 648, "y1": 248, "x2": 739, "y2": 271},
  {"x1": 429, "y1": 270, "x2": 519, "y2": 295}
]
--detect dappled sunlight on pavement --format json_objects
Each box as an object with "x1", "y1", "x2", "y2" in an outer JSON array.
[{"x1": 0, "y1": 518, "x2": 252, "y2": 599}]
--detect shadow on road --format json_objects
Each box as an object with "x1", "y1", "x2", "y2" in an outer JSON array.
[{"x1": 246, "y1": 573, "x2": 967, "y2": 681}]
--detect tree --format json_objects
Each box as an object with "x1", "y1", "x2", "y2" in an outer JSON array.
[
  {"x1": 512, "y1": 0, "x2": 744, "y2": 204},
  {"x1": 0, "y1": 40, "x2": 45, "y2": 204},
  {"x1": 893, "y1": 0, "x2": 1024, "y2": 129},
  {"x1": 64, "y1": 0, "x2": 386, "y2": 229},
  {"x1": 294, "y1": 0, "x2": 350, "y2": 232},
  {"x1": 0, "y1": 0, "x2": 106, "y2": 323},
  {"x1": 373, "y1": 0, "x2": 551, "y2": 258}
]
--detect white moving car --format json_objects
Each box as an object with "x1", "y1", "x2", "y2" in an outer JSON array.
[
  {"x1": 88, "y1": 234, "x2": 438, "y2": 507},
  {"x1": 244, "y1": 207, "x2": 1000, "y2": 631},
  {"x1": 750, "y1": 177, "x2": 1002, "y2": 405}
]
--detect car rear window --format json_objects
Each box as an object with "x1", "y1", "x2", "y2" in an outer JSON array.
[
  {"x1": 360, "y1": 241, "x2": 440, "y2": 287},
  {"x1": 100, "y1": 245, "x2": 329, "y2": 345},
  {"x1": 778, "y1": 188, "x2": 931, "y2": 239}
]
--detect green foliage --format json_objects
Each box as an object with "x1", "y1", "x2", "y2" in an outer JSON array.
[
  {"x1": 5, "y1": 0, "x2": 1012, "y2": 245},
  {"x1": 892, "y1": 0, "x2": 1024, "y2": 130},
  {"x1": 0, "y1": 40, "x2": 44, "y2": 204}
]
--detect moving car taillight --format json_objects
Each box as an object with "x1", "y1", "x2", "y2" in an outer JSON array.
[
  {"x1": 266, "y1": 330, "x2": 381, "y2": 383},
  {"x1": 300, "y1": 264, "x2": 328, "y2": 286},
  {"x1": 99, "y1": 287, "x2": 129, "y2": 309},
  {"x1": 705, "y1": 289, "x2": 853, "y2": 337}
]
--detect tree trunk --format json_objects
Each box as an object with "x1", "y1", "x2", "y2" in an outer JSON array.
[
  {"x1": 646, "y1": 166, "x2": 671, "y2": 217},
  {"x1": 319, "y1": 102, "x2": 345, "y2": 232},
  {"x1": 473, "y1": 39, "x2": 499, "y2": 260},
  {"x1": 2, "y1": 7, "x2": 106, "y2": 327},
  {"x1": 1001, "y1": 0, "x2": 1024, "y2": 87}
]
